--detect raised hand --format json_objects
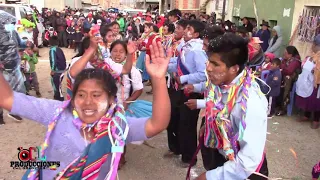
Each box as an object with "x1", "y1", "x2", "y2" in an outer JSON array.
[
  {"x1": 127, "y1": 41, "x2": 137, "y2": 55},
  {"x1": 88, "y1": 30, "x2": 103, "y2": 51},
  {"x1": 145, "y1": 41, "x2": 172, "y2": 79}
]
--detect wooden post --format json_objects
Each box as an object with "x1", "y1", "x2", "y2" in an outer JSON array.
[{"x1": 221, "y1": 0, "x2": 227, "y2": 21}]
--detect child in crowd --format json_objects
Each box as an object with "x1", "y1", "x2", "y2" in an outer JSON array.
[
  {"x1": 266, "y1": 58, "x2": 282, "y2": 118},
  {"x1": 261, "y1": 52, "x2": 275, "y2": 71},
  {"x1": 74, "y1": 21, "x2": 84, "y2": 52},
  {"x1": 44, "y1": 27, "x2": 58, "y2": 47},
  {"x1": 21, "y1": 44, "x2": 41, "y2": 97},
  {"x1": 66, "y1": 21, "x2": 76, "y2": 49},
  {"x1": 49, "y1": 36, "x2": 67, "y2": 101}
]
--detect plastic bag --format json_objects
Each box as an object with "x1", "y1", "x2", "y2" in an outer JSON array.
[{"x1": 0, "y1": 10, "x2": 20, "y2": 70}]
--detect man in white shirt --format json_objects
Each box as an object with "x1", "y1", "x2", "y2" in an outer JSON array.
[{"x1": 193, "y1": 33, "x2": 269, "y2": 180}]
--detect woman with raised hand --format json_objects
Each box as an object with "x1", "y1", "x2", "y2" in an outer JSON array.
[{"x1": 0, "y1": 40, "x2": 171, "y2": 179}]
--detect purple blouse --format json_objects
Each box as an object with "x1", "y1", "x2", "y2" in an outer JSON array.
[{"x1": 10, "y1": 92, "x2": 149, "y2": 179}]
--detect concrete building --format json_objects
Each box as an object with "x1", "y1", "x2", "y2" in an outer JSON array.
[
  {"x1": 171, "y1": 0, "x2": 201, "y2": 15},
  {"x1": 201, "y1": 0, "x2": 233, "y2": 20},
  {"x1": 290, "y1": 0, "x2": 320, "y2": 59},
  {"x1": 228, "y1": 0, "x2": 320, "y2": 59}
]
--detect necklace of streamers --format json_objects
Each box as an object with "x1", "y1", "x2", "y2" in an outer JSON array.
[
  {"x1": 141, "y1": 32, "x2": 154, "y2": 41},
  {"x1": 27, "y1": 100, "x2": 129, "y2": 180},
  {"x1": 163, "y1": 34, "x2": 174, "y2": 53},
  {"x1": 204, "y1": 68, "x2": 253, "y2": 161}
]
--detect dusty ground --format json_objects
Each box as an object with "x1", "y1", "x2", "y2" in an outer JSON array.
[{"x1": 0, "y1": 48, "x2": 319, "y2": 180}]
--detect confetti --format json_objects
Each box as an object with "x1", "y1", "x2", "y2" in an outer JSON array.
[
  {"x1": 289, "y1": 148, "x2": 299, "y2": 168},
  {"x1": 273, "y1": 122, "x2": 279, "y2": 125},
  {"x1": 289, "y1": 148, "x2": 297, "y2": 159},
  {"x1": 276, "y1": 149, "x2": 280, "y2": 152},
  {"x1": 267, "y1": 132, "x2": 271, "y2": 135}
]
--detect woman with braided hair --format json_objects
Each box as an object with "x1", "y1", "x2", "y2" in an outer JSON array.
[
  {"x1": 192, "y1": 33, "x2": 269, "y2": 180},
  {"x1": 0, "y1": 40, "x2": 171, "y2": 179}
]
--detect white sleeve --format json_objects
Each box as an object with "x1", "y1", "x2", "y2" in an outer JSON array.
[
  {"x1": 131, "y1": 67, "x2": 143, "y2": 91},
  {"x1": 103, "y1": 57, "x2": 123, "y2": 76},
  {"x1": 67, "y1": 57, "x2": 81, "y2": 84},
  {"x1": 206, "y1": 88, "x2": 268, "y2": 180}
]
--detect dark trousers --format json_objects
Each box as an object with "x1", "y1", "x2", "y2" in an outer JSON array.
[
  {"x1": 167, "y1": 87, "x2": 182, "y2": 155},
  {"x1": 167, "y1": 88, "x2": 202, "y2": 163},
  {"x1": 200, "y1": 117, "x2": 269, "y2": 178},
  {"x1": 267, "y1": 96, "x2": 277, "y2": 115},
  {"x1": 33, "y1": 28, "x2": 39, "y2": 47},
  {"x1": 58, "y1": 31, "x2": 68, "y2": 48},
  {"x1": 74, "y1": 42, "x2": 81, "y2": 53},
  {"x1": 51, "y1": 73, "x2": 64, "y2": 101},
  {"x1": 304, "y1": 111, "x2": 320, "y2": 122},
  {"x1": 200, "y1": 118, "x2": 227, "y2": 170},
  {"x1": 24, "y1": 72, "x2": 40, "y2": 92}
]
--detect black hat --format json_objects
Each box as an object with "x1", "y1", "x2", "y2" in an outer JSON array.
[
  {"x1": 241, "y1": 17, "x2": 248, "y2": 21},
  {"x1": 260, "y1": 21, "x2": 270, "y2": 27}
]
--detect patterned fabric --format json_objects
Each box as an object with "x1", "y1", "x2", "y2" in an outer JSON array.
[
  {"x1": 66, "y1": 72, "x2": 73, "y2": 100},
  {"x1": 27, "y1": 100, "x2": 128, "y2": 180},
  {"x1": 0, "y1": 10, "x2": 16, "y2": 26},
  {"x1": 175, "y1": 55, "x2": 190, "y2": 96},
  {"x1": 204, "y1": 69, "x2": 254, "y2": 160},
  {"x1": 162, "y1": 34, "x2": 174, "y2": 53},
  {"x1": 2, "y1": 66, "x2": 26, "y2": 94}
]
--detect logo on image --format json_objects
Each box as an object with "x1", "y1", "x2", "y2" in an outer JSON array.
[{"x1": 10, "y1": 147, "x2": 60, "y2": 170}]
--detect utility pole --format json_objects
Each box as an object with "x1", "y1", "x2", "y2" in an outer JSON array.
[
  {"x1": 221, "y1": 0, "x2": 227, "y2": 21},
  {"x1": 143, "y1": 0, "x2": 146, "y2": 9}
]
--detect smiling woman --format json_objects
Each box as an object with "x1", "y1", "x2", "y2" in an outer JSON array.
[{"x1": 0, "y1": 40, "x2": 171, "y2": 179}]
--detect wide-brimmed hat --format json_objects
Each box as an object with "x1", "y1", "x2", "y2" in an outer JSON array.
[{"x1": 260, "y1": 21, "x2": 270, "y2": 27}]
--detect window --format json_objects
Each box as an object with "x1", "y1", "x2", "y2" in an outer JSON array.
[
  {"x1": 19, "y1": 7, "x2": 26, "y2": 19},
  {"x1": 269, "y1": 20, "x2": 277, "y2": 28},
  {"x1": 0, "y1": 6, "x2": 15, "y2": 16},
  {"x1": 297, "y1": 6, "x2": 320, "y2": 42},
  {"x1": 232, "y1": 16, "x2": 257, "y2": 27}
]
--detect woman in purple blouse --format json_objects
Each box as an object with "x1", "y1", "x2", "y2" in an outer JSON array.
[{"x1": 0, "y1": 41, "x2": 171, "y2": 180}]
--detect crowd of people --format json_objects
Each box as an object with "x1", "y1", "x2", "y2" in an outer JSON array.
[{"x1": 0, "y1": 6, "x2": 319, "y2": 180}]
